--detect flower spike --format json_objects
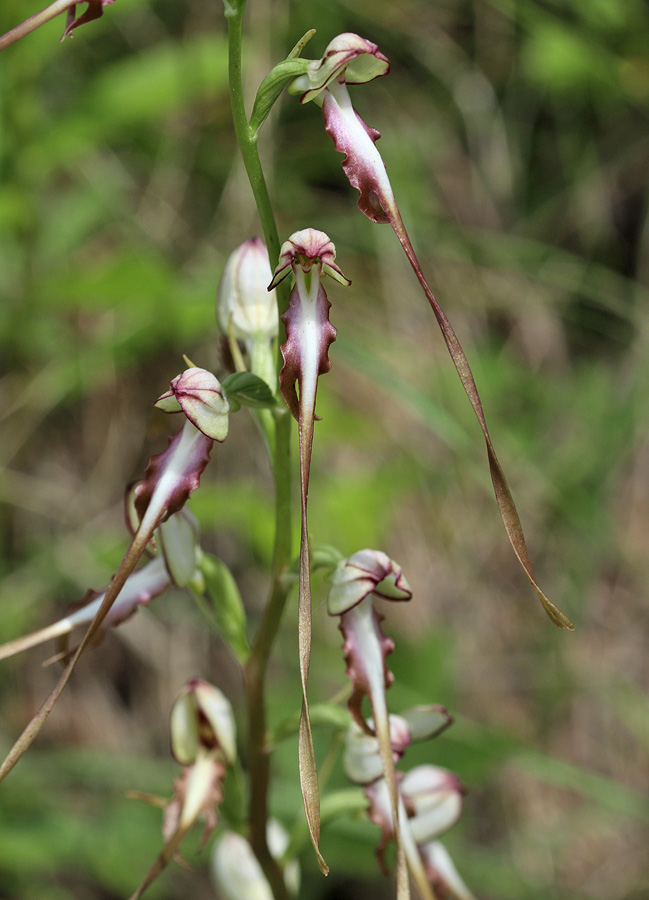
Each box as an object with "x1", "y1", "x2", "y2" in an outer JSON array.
[
  {"x1": 0, "y1": 367, "x2": 228, "y2": 783},
  {"x1": 271, "y1": 228, "x2": 349, "y2": 873},
  {"x1": 296, "y1": 34, "x2": 572, "y2": 631}
]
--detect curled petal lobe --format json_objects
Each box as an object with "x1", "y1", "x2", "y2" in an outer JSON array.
[
  {"x1": 289, "y1": 33, "x2": 389, "y2": 104},
  {"x1": 322, "y1": 80, "x2": 396, "y2": 224},
  {"x1": 278, "y1": 275, "x2": 337, "y2": 421},
  {"x1": 133, "y1": 421, "x2": 213, "y2": 528}
]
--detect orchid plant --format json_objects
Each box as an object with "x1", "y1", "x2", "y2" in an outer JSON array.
[{"x1": 0, "y1": 3, "x2": 573, "y2": 899}]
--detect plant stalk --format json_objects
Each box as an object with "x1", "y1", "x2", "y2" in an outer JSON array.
[{"x1": 225, "y1": 4, "x2": 293, "y2": 898}]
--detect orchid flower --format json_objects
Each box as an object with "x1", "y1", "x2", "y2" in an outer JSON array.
[
  {"x1": 268, "y1": 228, "x2": 349, "y2": 872},
  {"x1": 291, "y1": 34, "x2": 572, "y2": 632},
  {"x1": 343, "y1": 710, "x2": 474, "y2": 900},
  {"x1": 212, "y1": 821, "x2": 300, "y2": 900},
  {"x1": 327, "y1": 549, "x2": 414, "y2": 898},
  {"x1": 0, "y1": 366, "x2": 229, "y2": 783},
  {"x1": 0, "y1": 0, "x2": 114, "y2": 51},
  {"x1": 129, "y1": 679, "x2": 236, "y2": 900}
]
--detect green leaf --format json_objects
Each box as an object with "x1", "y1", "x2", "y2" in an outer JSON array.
[
  {"x1": 197, "y1": 554, "x2": 249, "y2": 664},
  {"x1": 221, "y1": 372, "x2": 277, "y2": 410}
]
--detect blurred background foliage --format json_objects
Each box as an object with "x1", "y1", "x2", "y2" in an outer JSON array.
[{"x1": 1, "y1": 0, "x2": 649, "y2": 897}]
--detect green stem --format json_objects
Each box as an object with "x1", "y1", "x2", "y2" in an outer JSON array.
[{"x1": 225, "y1": 5, "x2": 293, "y2": 899}]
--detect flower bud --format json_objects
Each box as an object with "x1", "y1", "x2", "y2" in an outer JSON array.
[
  {"x1": 212, "y1": 821, "x2": 300, "y2": 900},
  {"x1": 217, "y1": 238, "x2": 278, "y2": 346}
]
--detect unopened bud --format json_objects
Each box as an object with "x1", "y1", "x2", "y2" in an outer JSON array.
[
  {"x1": 212, "y1": 821, "x2": 299, "y2": 900},
  {"x1": 218, "y1": 238, "x2": 278, "y2": 345}
]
